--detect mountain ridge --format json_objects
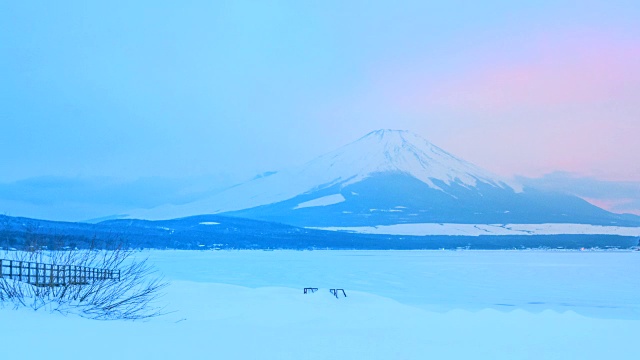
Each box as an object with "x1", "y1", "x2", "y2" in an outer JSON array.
[
  {"x1": 127, "y1": 130, "x2": 640, "y2": 228},
  {"x1": 129, "y1": 130, "x2": 520, "y2": 219}
]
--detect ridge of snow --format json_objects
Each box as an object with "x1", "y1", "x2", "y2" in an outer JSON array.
[
  {"x1": 293, "y1": 194, "x2": 346, "y2": 210},
  {"x1": 309, "y1": 129, "x2": 520, "y2": 192}
]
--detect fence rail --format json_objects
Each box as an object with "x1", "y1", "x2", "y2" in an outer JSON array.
[{"x1": 0, "y1": 259, "x2": 119, "y2": 287}]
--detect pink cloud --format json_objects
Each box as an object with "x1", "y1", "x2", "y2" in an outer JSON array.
[
  {"x1": 437, "y1": 52, "x2": 637, "y2": 112},
  {"x1": 383, "y1": 30, "x2": 640, "y2": 112},
  {"x1": 371, "y1": 30, "x2": 640, "y2": 181}
]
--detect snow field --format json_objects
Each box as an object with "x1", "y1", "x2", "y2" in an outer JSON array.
[
  {"x1": 1, "y1": 250, "x2": 639, "y2": 359},
  {"x1": 313, "y1": 223, "x2": 640, "y2": 236}
]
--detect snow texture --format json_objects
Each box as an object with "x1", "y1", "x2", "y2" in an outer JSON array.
[{"x1": 294, "y1": 194, "x2": 346, "y2": 209}]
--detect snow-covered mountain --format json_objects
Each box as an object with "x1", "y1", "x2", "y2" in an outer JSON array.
[{"x1": 130, "y1": 130, "x2": 639, "y2": 227}]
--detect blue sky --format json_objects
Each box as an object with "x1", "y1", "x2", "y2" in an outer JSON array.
[{"x1": 2, "y1": 1, "x2": 639, "y2": 219}]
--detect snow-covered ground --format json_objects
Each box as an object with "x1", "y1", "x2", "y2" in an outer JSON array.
[
  {"x1": 2, "y1": 250, "x2": 639, "y2": 359},
  {"x1": 313, "y1": 223, "x2": 640, "y2": 236}
]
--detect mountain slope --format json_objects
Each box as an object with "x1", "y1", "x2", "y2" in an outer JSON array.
[
  {"x1": 130, "y1": 130, "x2": 518, "y2": 217},
  {"x1": 129, "y1": 130, "x2": 640, "y2": 227}
]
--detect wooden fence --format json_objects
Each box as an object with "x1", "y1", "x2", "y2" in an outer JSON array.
[{"x1": 0, "y1": 259, "x2": 119, "y2": 287}]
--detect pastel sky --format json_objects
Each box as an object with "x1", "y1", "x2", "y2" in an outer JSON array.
[{"x1": 1, "y1": 1, "x2": 639, "y2": 218}]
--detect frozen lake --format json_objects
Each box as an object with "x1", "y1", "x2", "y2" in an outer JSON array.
[
  {"x1": 151, "y1": 249, "x2": 640, "y2": 320},
  {"x1": 2, "y1": 250, "x2": 639, "y2": 359}
]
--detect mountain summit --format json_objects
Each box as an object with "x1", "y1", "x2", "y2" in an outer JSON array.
[
  {"x1": 130, "y1": 130, "x2": 636, "y2": 227},
  {"x1": 292, "y1": 129, "x2": 520, "y2": 192}
]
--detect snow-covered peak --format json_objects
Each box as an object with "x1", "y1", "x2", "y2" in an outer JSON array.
[
  {"x1": 129, "y1": 130, "x2": 521, "y2": 219},
  {"x1": 297, "y1": 129, "x2": 519, "y2": 191}
]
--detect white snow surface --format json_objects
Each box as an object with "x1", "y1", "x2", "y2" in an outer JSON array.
[
  {"x1": 294, "y1": 194, "x2": 346, "y2": 209},
  {"x1": 129, "y1": 130, "x2": 521, "y2": 219},
  {"x1": 313, "y1": 223, "x2": 640, "y2": 236},
  {"x1": 2, "y1": 250, "x2": 639, "y2": 359}
]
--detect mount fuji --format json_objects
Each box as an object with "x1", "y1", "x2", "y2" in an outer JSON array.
[{"x1": 130, "y1": 130, "x2": 639, "y2": 229}]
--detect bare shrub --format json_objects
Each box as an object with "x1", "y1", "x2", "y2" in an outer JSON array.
[{"x1": 0, "y1": 235, "x2": 168, "y2": 320}]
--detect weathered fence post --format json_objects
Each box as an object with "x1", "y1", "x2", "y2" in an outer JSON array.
[
  {"x1": 1, "y1": 259, "x2": 120, "y2": 286},
  {"x1": 55, "y1": 265, "x2": 59, "y2": 286}
]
